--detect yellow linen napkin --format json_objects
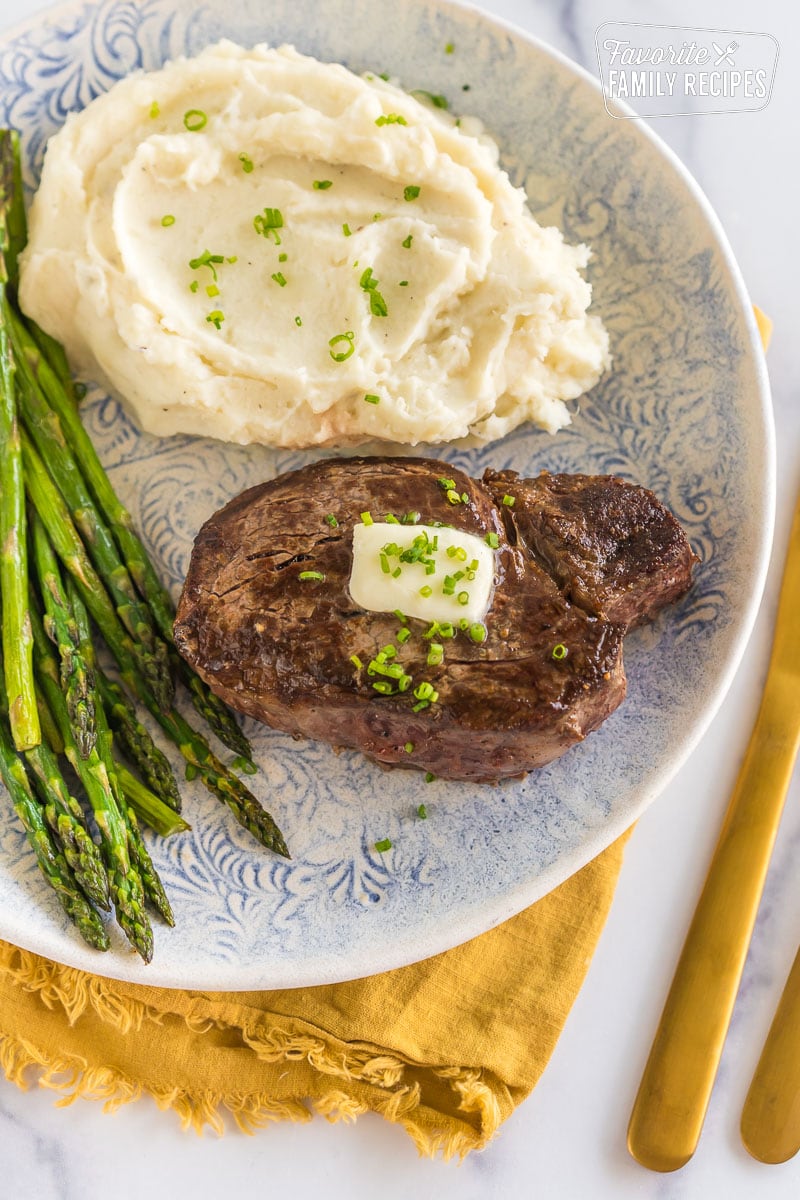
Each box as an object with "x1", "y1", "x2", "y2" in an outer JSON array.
[
  {"x1": 0, "y1": 831, "x2": 629, "y2": 1158},
  {"x1": 0, "y1": 311, "x2": 771, "y2": 1157}
]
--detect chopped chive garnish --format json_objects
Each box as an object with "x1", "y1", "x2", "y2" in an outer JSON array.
[
  {"x1": 445, "y1": 41, "x2": 455, "y2": 53},
  {"x1": 469, "y1": 623, "x2": 487, "y2": 644},
  {"x1": 397, "y1": 627, "x2": 412, "y2": 644},
  {"x1": 329, "y1": 331, "x2": 356, "y2": 361},
  {"x1": 414, "y1": 682, "x2": 435, "y2": 701},
  {"x1": 372, "y1": 681, "x2": 395, "y2": 695},
  {"x1": 325, "y1": 513, "x2": 339, "y2": 527},
  {"x1": 278, "y1": 252, "x2": 288, "y2": 262},
  {"x1": 298, "y1": 570, "x2": 325, "y2": 581},
  {"x1": 313, "y1": 179, "x2": 333, "y2": 190},
  {"x1": 375, "y1": 113, "x2": 408, "y2": 126},
  {"x1": 412, "y1": 700, "x2": 429, "y2": 712},
  {"x1": 206, "y1": 284, "x2": 219, "y2": 297},
  {"x1": 552, "y1": 643, "x2": 568, "y2": 660},
  {"x1": 189, "y1": 281, "x2": 199, "y2": 293},
  {"x1": 385, "y1": 514, "x2": 400, "y2": 524},
  {"x1": 402, "y1": 511, "x2": 421, "y2": 524},
  {"x1": 427, "y1": 644, "x2": 444, "y2": 666},
  {"x1": 399, "y1": 280, "x2": 409, "y2": 287},
  {"x1": 361, "y1": 511, "x2": 373, "y2": 526},
  {"x1": 189, "y1": 248, "x2": 225, "y2": 281},
  {"x1": 183, "y1": 108, "x2": 207, "y2": 131},
  {"x1": 227, "y1": 255, "x2": 238, "y2": 263},
  {"x1": 393, "y1": 609, "x2": 408, "y2": 623},
  {"x1": 398, "y1": 674, "x2": 412, "y2": 691},
  {"x1": 205, "y1": 310, "x2": 224, "y2": 329},
  {"x1": 295, "y1": 316, "x2": 302, "y2": 326},
  {"x1": 403, "y1": 185, "x2": 421, "y2": 201},
  {"x1": 438, "y1": 477, "x2": 456, "y2": 491},
  {"x1": 417, "y1": 802, "x2": 428, "y2": 818},
  {"x1": 161, "y1": 214, "x2": 175, "y2": 227},
  {"x1": 402, "y1": 234, "x2": 413, "y2": 249},
  {"x1": 424, "y1": 772, "x2": 436, "y2": 783},
  {"x1": 392, "y1": 567, "x2": 402, "y2": 578},
  {"x1": 364, "y1": 393, "x2": 380, "y2": 405},
  {"x1": 457, "y1": 591, "x2": 469, "y2": 606},
  {"x1": 253, "y1": 207, "x2": 284, "y2": 243},
  {"x1": 359, "y1": 268, "x2": 388, "y2": 318},
  {"x1": 149, "y1": 101, "x2": 160, "y2": 118},
  {"x1": 411, "y1": 89, "x2": 448, "y2": 109},
  {"x1": 374, "y1": 838, "x2": 393, "y2": 852},
  {"x1": 238, "y1": 152, "x2": 254, "y2": 173},
  {"x1": 271, "y1": 271, "x2": 287, "y2": 287},
  {"x1": 419, "y1": 585, "x2": 433, "y2": 598},
  {"x1": 380, "y1": 553, "x2": 390, "y2": 574},
  {"x1": 350, "y1": 654, "x2": 363, "y2": 669},
  {"x1": 404, "y1": 742, "x2": 414, "y2": 754},
  {"x1": 502, "y1": 494, "x2": 515, "y2": 507},
  {"x1": 446, "y1": 489, "x2": 461, "y2": 505},
  {"x1": 485, "y1": 532, "x2": 499, "y2": 549}
]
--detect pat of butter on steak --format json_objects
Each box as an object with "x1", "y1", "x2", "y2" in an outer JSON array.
[{"x1": 174, "y1": 457, "x2": 696, "y2": 783}]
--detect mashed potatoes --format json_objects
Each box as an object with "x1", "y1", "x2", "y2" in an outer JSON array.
[{"x1": 19, "y1": 41, "x2": 609, "y2": 448}]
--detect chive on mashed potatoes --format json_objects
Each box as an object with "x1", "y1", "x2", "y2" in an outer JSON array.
[{"x1": 19, "y1": 41, "x2": 610, "y2": 448}]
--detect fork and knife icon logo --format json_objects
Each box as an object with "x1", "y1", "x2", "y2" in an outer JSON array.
[{"x1": 712, "y1": 40, "x2": 738, "y2": 66}]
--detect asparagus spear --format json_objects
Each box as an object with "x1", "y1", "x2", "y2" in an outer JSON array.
[
  {"x1": 97, "y1": 670, "x2": 181, "y2": 812},
  {"x1": 0, "y1": 629, "x2": 108, "y2": 910},
  {"x1": 37, "y1": 691, "x2": 63, "y2": 755},
  {"x1": 23, "y1": 740, "x2": 110, "y2": 911},
  {"x1": 0, "y1": 709, "x2": 108, "y2": 950},
  {"x1": 22, "y1": 427, "x2": 156, "y2": 703},
  {"x1": 68, "y1": 576, "x2": 175, "y2": 926},
  {"x1": 29, "y1": 595, "x2": 153, "y2": 961},
  {"x1": 0, "y1": 135, "x2": 38, "y2": 751},
  {"x1": 120, "y1": 800, "x2": 174, "y2": 926},
  {"x1": 30, "y1": 508, "x2": 96, "y2": 757},
  {"x1": 171, "y1": 653, "x2": 255, "y2": 767},
  {"x1": 2, "y1": 129, "x2": 25, "y2": 295},
  {"x1": 10, "y1": 309, "x2": 173, "y2": 708},
  {"x1": 117, "y1": 764, "x2": 190, "y2": 838},
  {"x1": 134, "y1": 681, "x2": 289, "y2": 857}
]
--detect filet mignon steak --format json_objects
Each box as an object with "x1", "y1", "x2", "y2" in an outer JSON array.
[{"x1": 174, "y1": 458, "x2": 696, "y2": 783}]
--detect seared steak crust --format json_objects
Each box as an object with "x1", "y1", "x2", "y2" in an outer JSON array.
[{"x1": 174, "y1": 458, "x2": 695, "y2": 783}]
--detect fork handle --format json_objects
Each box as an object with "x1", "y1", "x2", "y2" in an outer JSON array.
[
  {"x1": 741, "y1": 942, "x2": 800, "y2": 1162},
  {"x1": 627, "y1": 687, "x2": 800, "y2": 1172}
]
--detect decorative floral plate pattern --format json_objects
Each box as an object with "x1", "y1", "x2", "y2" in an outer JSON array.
[{"x1": 0, "y1": 0, "x2": 773, "y2": 987}]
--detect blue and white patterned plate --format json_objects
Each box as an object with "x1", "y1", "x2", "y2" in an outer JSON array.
[{"x1": 0, "y1": 0, "x2": 774, "y2": 988}]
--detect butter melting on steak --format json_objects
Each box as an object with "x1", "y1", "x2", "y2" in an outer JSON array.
[{"x1": 174, "y1": 458, "x2": 696, "y2": 783}]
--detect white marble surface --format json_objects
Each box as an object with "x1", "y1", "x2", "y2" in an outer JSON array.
[{"x1": 1, "y1": 0, "x2": 798, "y2": 1195}]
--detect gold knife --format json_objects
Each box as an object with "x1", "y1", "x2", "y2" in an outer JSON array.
[
  {"x1": 627, "y1": 485, "x2": 800, "y2": 1172},
  {"x1": 741, "y1": 942, "x2": 800, "y2": 1162}
]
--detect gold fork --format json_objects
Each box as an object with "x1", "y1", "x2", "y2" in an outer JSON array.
[{"x1": 627, "y1": 484, "x2": 800, "y2": 1172}]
